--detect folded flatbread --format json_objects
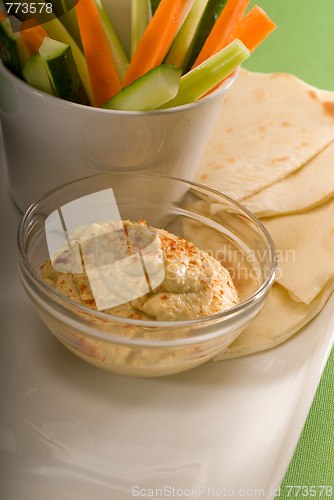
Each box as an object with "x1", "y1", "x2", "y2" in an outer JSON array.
[
  {"x1": 189, "y1": 197, "x2": 334, "y2": 305},
  {"x1": 263, "y1": 198, "x2": 334, "y2": 304},
  {"x1": 214, "y1": 280, "x2": 334, "y2": 360},
  {"x1": 183, "y1": 194, "x2": 334, "y2": 358},
  {"x1": 242, "y1": 140, "x2": 334, "y2": 217},
  {"x1": 196, "y1": 69, "x2": 334, "y2": 200}
]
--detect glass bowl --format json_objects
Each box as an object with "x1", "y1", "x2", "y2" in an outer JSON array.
[{"x1": 17, "y1": 173, "x2": 276, "y2": 377}]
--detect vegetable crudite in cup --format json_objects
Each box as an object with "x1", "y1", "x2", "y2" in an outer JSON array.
[{"x1": 0, "y1": 0, "x2": 276, "y2": 110}]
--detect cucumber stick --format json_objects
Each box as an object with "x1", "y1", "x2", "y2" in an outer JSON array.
[
  {"x1": 102, "y1": 64, "x2": 181, "y2": 111},
  {"x1": 160, "y1": 40, "x2": 249, "y2": 108},
  {"x1": 13, "y1": 0, "x2": 94, "y2": 104},
  {"x1": 0, "y1": 16, "x2": 29, "y2": 76},
  {"x1": 94, "y1": 0, "x2": 129, "y2": 82},
  {"x1": 184, "y1": 0, "x2": 228, "y2": 72},
  {"x1": 48, "y1": 0, "x2": 84, "y2": 51},
  {"x1": 42, "y1": 16, "x2": 94, "y2": 103},
  {"x1": 22, "y1": 54, "x2": 55, "y2": 95},
  {"x1": 131, "y1": 0, "x2": 150, "y2": 58},
  {"x1": 165, "y1": 0, "x2": 210, "y2": 71},
  {"x1": 39, "y1": 37, "x2": 89, "y2": 104}
]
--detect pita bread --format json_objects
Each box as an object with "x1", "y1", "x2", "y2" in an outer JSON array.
[
  {"x1": 214, "y1": 280, "x2": 334, "y2": 360},
  {"x1": 196, "y1": 196, "x2": 334, "y2": 305},
  {"x1": 196, "y1": 69, "x2": 334, "y2": 200},
  {"x1": 182, "y1": 196, "x2": 334, "y2": 359},
  {"x1": 242, "y1": 140, "x2": 334, "y2": 217},
  {"x1": 263, "y1": 198, "x2": 334, "y2": 304}
]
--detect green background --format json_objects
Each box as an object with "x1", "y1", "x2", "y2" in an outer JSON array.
[
  {"x1": 243, "y1": 0, "x2": 334, "y2": 91},
  {"x1": 243, "y1": 0, "x2": 334, "y2": 494}
]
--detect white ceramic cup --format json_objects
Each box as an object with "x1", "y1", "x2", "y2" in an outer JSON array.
[{"x1": 0, "y1": 1, "x2": 236, "y2": 211}]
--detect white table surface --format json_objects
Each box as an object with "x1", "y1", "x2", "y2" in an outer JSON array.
[{"x1": 1, "y1": 133, "x2": 334, "y2": 500}]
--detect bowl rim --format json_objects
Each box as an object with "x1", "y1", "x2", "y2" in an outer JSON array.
[
  {"x1": 0, "y1": 60, "x2": 238, "y2": 116},
  {"x1": 17, "y1": 172, "x2": 277, "y2": 331}
]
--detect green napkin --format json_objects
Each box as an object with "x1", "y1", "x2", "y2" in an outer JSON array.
[
  {"x1": 281, "y1": 349, "x2": 334, "y2": 491},
  {"x1": 243, "y1": 0, "x2": 334, "y2": 492}
]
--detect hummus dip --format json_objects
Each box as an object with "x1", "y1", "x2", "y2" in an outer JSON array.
[{"x1": 41, "y1": 220, "x2": 239, "y2": 321}]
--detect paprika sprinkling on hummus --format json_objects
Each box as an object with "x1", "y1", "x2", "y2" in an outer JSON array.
[{"x1": 41, "y1": 220, "x2": 239, "y2": 321}]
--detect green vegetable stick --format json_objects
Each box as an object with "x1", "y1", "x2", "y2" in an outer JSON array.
[
  {"x1": 160, "y1": 39, "x2": 249, "y2": 108},
  {"x1": 39, "y1": 37, "x2": 89, "y2": 104},
  {"x1": 9, "y1": 0, "x2": 94, "y2": 104},
  {"x1": 131, "y1": 0, "x2": 150, "y2": 59},
  {"x1": 0, "y1": 17, "x2": 22, "y2": 76},
  {"x1": 43, "y1": 16, "x2": 94, "y2": 103},
  {"x1": 22, "y1": 53, "x2": 55, "y2": 95},
  {"x1": 165, "y1": 0, "x2": 210, "y2": 71},
  {"x1": 184, "y1": 0, "x2": 228, "y2": 72},
  {"x1": 102, "y1": 64, "x2": 181, "y2": 111},
  {"x1": 48, "y1": 0, "x2": 84, "y2": 51},
  {"x1": 0, "y1": 16, "x2": 30, "y2": 76},
  {"x1": 94, "y1": 0, "x2": 129, "y2": 82}
]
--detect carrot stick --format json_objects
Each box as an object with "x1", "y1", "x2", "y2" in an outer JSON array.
[
  {"x1": 122, "y1": 0, "x2": 189, "y2": 87},
  {"x1": 20, "y1": 19, "x2": 49, "y2": 55},
  {"x1": 202, "y1": 5, "x2": 276, "y2": 97},
  {"x1": 230, "y1": 5, "x2": 276, "y2": 52},
  {"x1": 75, "y1": 0, "x2": 121, "y2": 107},
  {"x1": 192, "y1": 0, "x2": 250, "y2": 68}
]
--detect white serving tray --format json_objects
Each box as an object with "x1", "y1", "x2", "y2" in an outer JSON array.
[{"x1": 1, "y1": 143, "x2": 333, "y2": 500}]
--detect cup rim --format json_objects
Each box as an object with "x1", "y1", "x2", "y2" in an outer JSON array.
[
  {"x1": 18, "y1": 172, "x2": 277, "y2": 331},
  {"x1": 0, "y1": 60, "x2": 238, "y2": 115}
]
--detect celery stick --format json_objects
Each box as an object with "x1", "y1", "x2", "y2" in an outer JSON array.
[
  {"x1": 160, "y1": 39, "x2": 249, "y2": 108},
  {"x1": 165, "y1": 0, "x2": 210, "y2": 71},
  {"x1": 48, "y1": 0, "x2": 84, "y2": 51},
  {"x1": 101, "y1": 64, "x2": 181, "y2": 111},
  {"x1": 174, "y1": 0, "x2": 198, "y2": 37},
  {"x1": 16, "y1": 26, "x2": 30, "y2": 69},
  {"x1": 94, "y1": 0, "x2": 129, "y2": 81},
  {"x1": 131, "y1": 0, "x2": 150, "y2": 59}
]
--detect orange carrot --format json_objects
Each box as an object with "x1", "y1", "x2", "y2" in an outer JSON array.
[
  {"x1": 122, "y1": 0, "x2": 189, "y2": 87},
  {"x1": 75, "y1": 0, "x2": 121, "y2": 107},
  {"x1": 231, "y1": 5, "x2": 276, "y2": 52},
  {"x1": 192, "y1": 0, "x2": 250, "y2": 68},
  {"x1": 20, "y1": 19, "x2": 49, "y2": 55},
  {"x1": 202, "y1": 5, "x2": 276, "y2": 97}
]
